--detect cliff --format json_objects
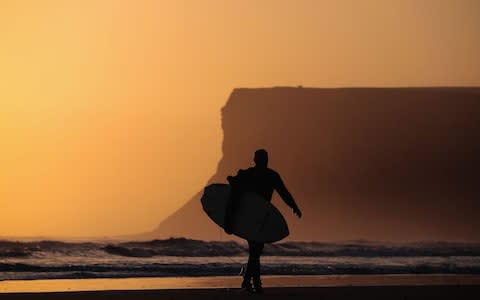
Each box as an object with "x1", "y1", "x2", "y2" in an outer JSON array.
[{"x1": 142, "y1": 87, "x2": 480, "y2": 241}]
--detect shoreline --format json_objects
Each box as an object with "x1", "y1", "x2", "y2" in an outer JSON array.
[{"x1": 1, "y1": 274, "x2": 480, "y2": 294}]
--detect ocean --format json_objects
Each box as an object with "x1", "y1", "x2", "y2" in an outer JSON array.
[{"x1": 1, "y1": 238, "x2": 479, "y2": 281}]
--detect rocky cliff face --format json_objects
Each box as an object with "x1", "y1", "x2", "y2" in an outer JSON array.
[{"x1": 145, "y1": 87, "x2": 480, "y2": 241}]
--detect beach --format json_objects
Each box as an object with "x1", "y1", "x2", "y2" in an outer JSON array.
[
  {"x1": 0, "y1": 286, "x2": 479, "y2": 300},
  {"x1": 1, "y1": 275, "x2": 480, "y2": 299}
]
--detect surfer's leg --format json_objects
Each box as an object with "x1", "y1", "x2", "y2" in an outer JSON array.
[
  {"x1": 244, "y1": 241, "x2": 256, "y2": 281},
  {"x1": 241, "y1": 241, "x2": 255, "y2": 292},
  {"x1": 252, "y1": 242, "x2": 264, "y2": 293}
]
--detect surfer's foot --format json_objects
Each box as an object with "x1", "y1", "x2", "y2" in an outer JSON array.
[
  {"x1": 253, "y1": 280, "x2": 263, "y2": 294},
  {"x1": 241, "y1": 280, "x2": 254, "y2": 293}
]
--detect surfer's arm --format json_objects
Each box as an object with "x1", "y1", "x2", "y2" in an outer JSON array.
[
  {"x1": 227, "y1": 169, "x2": 249, "y2": 187},
  {"x1": 274, "y1": 174, "x2": 302, "y2": 218}
]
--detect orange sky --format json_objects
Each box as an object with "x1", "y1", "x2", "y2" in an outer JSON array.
[{"x1": 1, "y1": 0, "x2": 479, "y2": 237}]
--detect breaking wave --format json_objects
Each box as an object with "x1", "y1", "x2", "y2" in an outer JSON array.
[
  {"x1": 4, "y1": 238, "x2": 478, "y2": 258},
  {"x1": 1, "y1": 238, "x2": 479, "y2": 280}
]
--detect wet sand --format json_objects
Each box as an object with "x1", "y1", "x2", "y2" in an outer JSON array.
[
  {"x1": 0, "y1": 286, "x2": 479, "y2": 300},
  {"x1": 1, "y1": 275, "x2": 479, "y2": 299}
]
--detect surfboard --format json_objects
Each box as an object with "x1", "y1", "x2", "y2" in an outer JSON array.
[{"x1": 201, "y1": 183, "x2": 289, "y2": 243}]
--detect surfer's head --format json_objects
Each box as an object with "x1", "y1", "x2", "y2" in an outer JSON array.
[{"x1": 254, "y1": 149, "x2": 268, "y2": 169}]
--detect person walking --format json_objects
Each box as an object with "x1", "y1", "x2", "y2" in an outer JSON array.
[{"x1": 224, "y1": 149, "x2": 302, "y2": 294}]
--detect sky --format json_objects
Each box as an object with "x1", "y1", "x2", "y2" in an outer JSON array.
[{"x1": 1, "y1": 0, "x2": 479, "y2": 238}]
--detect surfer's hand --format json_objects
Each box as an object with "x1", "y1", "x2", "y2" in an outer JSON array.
[
  {"x1": 293, "y1": 207, "x2": 302, "y2": 218},
  {"x1": 224, "y1": 226, "x2": 233, "y2": 235},
  {"x1": 224, "y1": 218, "x2": 233, "y2": 234}
]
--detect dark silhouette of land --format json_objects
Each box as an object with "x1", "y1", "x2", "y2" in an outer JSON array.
[{"x1": 137, "y1": 87, "x2": 480, "y2": 242}]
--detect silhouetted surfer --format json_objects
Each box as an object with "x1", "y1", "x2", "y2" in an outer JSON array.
[{"x1": 225, "y1": 149, "x2": 302, "y2": 294}]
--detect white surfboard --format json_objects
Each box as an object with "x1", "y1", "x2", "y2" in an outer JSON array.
[{"x1": 201, "y1": 183, "x2": 289, "y2": 243}]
